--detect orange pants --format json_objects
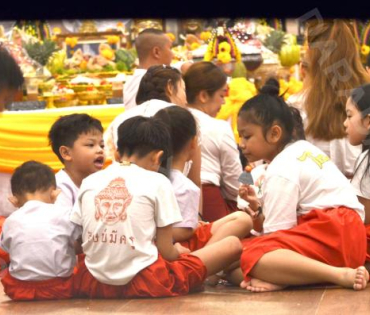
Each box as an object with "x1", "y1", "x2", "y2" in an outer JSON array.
[
  {"x1": 73, "y1": 253, "x2": 207, "y2": 298},
  {"x1": 202, "y1": 184, "x2": 238, "y2": 222},
  {"x1": 1, "y1": 269, "x2": 74, "y2": 300},
  {"x1": 180, "y1": 222, "x2": 213, "y2": 252},
  {"x1": 0, "y1": 216, "x2": 9, "y2": 265},
  {"x1": 241, "y1": 207, "x2": 367, "y2": 281}
]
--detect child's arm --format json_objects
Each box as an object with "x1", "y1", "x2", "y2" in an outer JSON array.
[
  {"x1": 74, "y1": 237, "x2": 83, "y2": 255},
  {"x1": 156, "y1": 225, "x2": 190, "y2": 261},
  {"x1": 172, "y1": 227, "x2": 195, "y2": 242},
  {"x1": 239, "y1": 184, "x2": 264, "y2": 233}
]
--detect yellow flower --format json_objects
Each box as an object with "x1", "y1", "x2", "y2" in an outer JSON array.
[
  {"x1": 190, "y1": 42, "x2": 200, "y2": 50},
  {"x1": 204, "y1": 51, "x2": 213, "y2": 62},
  {"x1": 166, "y1": 32, "x2": 175, "y2": 42},
  {"x1": 107, "y1": 35, "x2": 120, "y2": 45},
  {"x1": 65, "y1": 37, "x2": 78, "y2": 48},
  {"x1": 219, "y1": 41, "x2": 231, "y2": 53},
  {"x1": 361, "y1": 45, "x2": 370, "y2": 56},
  {"x1": 200, "y1": 31, "x2": 212, "y2": 42},
  {"x1": 53, "y1": 27, "x2": 62, "y2": 35},
  {"x1": 217, "y1": 52, "x2": 232, "y2": 64}
]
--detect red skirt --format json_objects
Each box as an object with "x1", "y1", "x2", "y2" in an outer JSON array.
[
  {"x1": 73, "y1": 253, "x2": 207, "y2": 299},
  {"x1": 180, "y1": 222, "x2": 213, "y2": 252},
  {"x1": 0, "y1": 216, "x2": 9, "y2": 265},
  {"x1": 241, "y1": 207, "x2": 367, "y2": 281},
  {"x1": 202, "y1": 184, "x2": 238, "y2": 222},
  {"x1": 1, "y1": 269, "x2": 74, "y2": 300}
]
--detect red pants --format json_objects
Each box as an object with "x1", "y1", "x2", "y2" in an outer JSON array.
[
  {"x1": 0, "y1": 216, "x2": 9, "y2": 265},
  {"x1": 180, "y1": 222, "x2": 213, "y2": 252},
  {"x1": 1, "y1": 269, "x2": 74, "y2": 300},
  {"x1": 73, "y1": 253, "x2": 207, "y2": 298},
  {"x1": 202, "y1": 184, "x2": 238, "y2": 222},
  {"x1": 241, "y1": 207, "x2": 367, "y2": 281}
]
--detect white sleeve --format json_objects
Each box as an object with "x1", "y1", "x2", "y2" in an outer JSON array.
[
  {"x1": 219, "y1": 124, "x2": 243, "y2": 201},
  {"x1": 103, "y1": 120, "x2": 117, "y2": 161},
  {"x1": 172, "y1": 60, "x2": 193, "y2": 72},
  {"x1": 154, "y1": 178, "x2": 183, "y2": 228},
  {"x1": 173, "y1": 186, "x2": 199, "y2": 229},
  {"x1": 0, "y1": 220, "x2": 10, "y2": 252},
  {"x1": 55, "y1": 182, "x2": 74, "y2": 210},
  {"x1": 330, "y1": 138, "x2": 362, "y2": 177},
  {"x1": 351, "y1": 154, "x2": 370, "y2": 199},
  {"x1": 262, "y1": 176, "x2": 299, "y2": 234},
  {"x1": 69, "y1": 189, "x2": 85, "y2": 226}
]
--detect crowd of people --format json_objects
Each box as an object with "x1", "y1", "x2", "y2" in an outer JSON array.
[{"x1": 1, "y1": 19, "x2": 370, "y2": 300}]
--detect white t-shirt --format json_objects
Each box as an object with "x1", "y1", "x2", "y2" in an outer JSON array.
[
  {"x1": 0, "y1": 200, "x2": 80, "y2": 281},
  {"x1": 170, "y1": 169, "x2": 199, "y2": 230},
  {"x1": 55, "y1": 169, "x2": 79, "y2": 210},
  {"x1": 189, "y1": 108, "x2": 242, "y2": 201},
  {"x1": 351, "y1": 149, "x2": 370, "y2": 199},
  {"x1": 103, "y1": 99, "x2": 174, "y2": 160},
  {"x1": 261, "y1": 140, "x2": 364, "y2": 234},
  {"x1": 288, "y1": 94, "x2": 362, "y2": 177},
  {"x1": 123, "y1": 68, "x2": 147, "y2": 111},
  {"x1": 70, "y1": 163, "x2": 182, "y2": 285}
]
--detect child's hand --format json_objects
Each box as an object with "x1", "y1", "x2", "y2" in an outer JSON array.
[
  {"x1": 245, "y1": 206, "x2": 261, "y2": 220},
  {"x1": 174, "y1": 242, "x2": 191, "y2": 255},
  {"x1": 239, "y1": 184, "x2": 259, "y2": 210}
]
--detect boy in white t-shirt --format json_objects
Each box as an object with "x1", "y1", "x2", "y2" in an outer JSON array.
[
  {"x1": 0, "y1": 161, "x2": 81, "y2": 300},
  {"x1": 72, "y1": 116, "x2": 242, "y2": 298},
  {"x1": 48, "y1": 113, "x2": 105, "y2": 210}
]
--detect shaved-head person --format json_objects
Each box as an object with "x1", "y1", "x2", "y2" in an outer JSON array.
[{"x1": 123, "y1": 28, "x2": 191, "y2": 110}]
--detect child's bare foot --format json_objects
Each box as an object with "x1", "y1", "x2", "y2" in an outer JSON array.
[
  {"x1": 240, "y1": 278, "x2": 286, "y2": 292},
  {"x1": 341, "y1": 266, "x2": 369, "y2": 290}
]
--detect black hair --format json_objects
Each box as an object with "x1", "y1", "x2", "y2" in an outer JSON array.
[
  {"x1": 136, "y1": 65, "x2": 182, "y2": 105},
  {"x1": 11, "y1": 161, "x2": 56, "y2": 197},
  {"x1": 48, "y1": 113, "x2": 103, "y2": 163},
  {"x1": 154, "y1": 106, "x2": 197, "y2": 156},
  {"x1": 117, "y1": 115, "x2": 172, "y2": 163},
  {"x1": 183, "y1": 61, "x2": 227, "y2": 104},
  {"x1": 238, "y1": 77, "x2": 294, "y2": 148},
  {"x1": 290, "y1": 107, "x2": 306, "y2": 140},
  {"x1": 0, "y1": 47, "x2": 24, "y2": 91},
  {"x1": 350, "y1": 83, "x2": 370, "y2": 192}
]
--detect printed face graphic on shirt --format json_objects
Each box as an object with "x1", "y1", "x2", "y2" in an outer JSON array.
[{"x1": 95, "y1": 177, "x2": 133, "y2": 225}]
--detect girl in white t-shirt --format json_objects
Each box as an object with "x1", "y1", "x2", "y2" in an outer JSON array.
[
  {"x1": 72, "y1": 115, "x2": 242, "y2": 298},
  {"x1": 345, "y1": 84, "x2": 370, "y2": 265},
  {"x1": 154, "y1": 106, "x2": 252, "y2": 253},
  {"x1": 227, "y1": 82, "x2": 368, "y2": 292}
]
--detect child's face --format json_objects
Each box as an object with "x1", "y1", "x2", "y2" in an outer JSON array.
[
  {"x1": 344, "y1": 98, "x2": 370, "y2": 146},
  {"x1": 204, "y1": 84, "x2": 227, "y2": 118},
  {"x1": 68, "y1": 130, "x2": 105, "y2": 176},
  {"x1": 237, "y1": 117, "x2": 277, "y2": 163}
]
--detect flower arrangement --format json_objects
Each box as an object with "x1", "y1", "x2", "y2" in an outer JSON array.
[
  {"x1": 353, "y1": 20, "x2": 370, "y2": 64},
  {"x1": 204, "y1": 25, "x2": 241, "y2": 64}
]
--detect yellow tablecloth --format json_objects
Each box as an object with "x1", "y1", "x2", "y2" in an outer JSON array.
[{"x1": 0, "y1": 105, "x2": 125, "y2": 173}]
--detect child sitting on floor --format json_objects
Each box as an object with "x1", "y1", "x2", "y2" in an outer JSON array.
[
  {"x1": 0, "y1": 161, "x2": 81, "y2": 300},
  {"x1": 154, "y1": 106, "x2": 252, "y2": 252},
  {"x1": 71, "y1": 116, "x2": 242, "y2": 298},
  {"x1": 48, "y1": 113, "x2": 105, "y2": 209}
]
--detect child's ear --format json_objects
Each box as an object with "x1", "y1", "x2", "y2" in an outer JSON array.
[
  {"x1": 51, "y1": 188, "x2": 61, "y2": 204},
  {"x1": 152, "y1": 150, "x2": 164, "y2": 168},
  {"x1": 8, "y1": 195, "x2": 20, "y2": 208},
  {"x1": 268, "y1": 124, "x2": 283, "y2": 144},
  {"x1": 59, "y1": 146, "x2": 72, "y2": 162}
]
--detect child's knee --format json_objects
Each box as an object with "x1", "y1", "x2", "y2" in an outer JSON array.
[
  {"x1": 234, "y1": 211, "x2": 253, "y2": 228},
  {"x1": 223, "y1": 236, "x2": 243, "y2": 256}
]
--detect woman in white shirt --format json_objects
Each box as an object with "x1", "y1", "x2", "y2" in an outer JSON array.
[
  {"x1": 288, "y1": 20, "x2": 370, "y2": 178},
  {"x1": 184, "y1": 62, "x2": 242, "y2": 222}
]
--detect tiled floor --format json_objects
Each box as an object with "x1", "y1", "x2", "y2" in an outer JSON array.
[{"x1": 1, "y1": 282, "x2": 370, "y2": 315}]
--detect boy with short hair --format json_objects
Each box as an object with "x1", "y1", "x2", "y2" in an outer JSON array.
[
  {"x1": 48, "y1": 113, "x2": 105, "y2": 209},
  {"x1": 72, "y1": 116, "x2": 242, "y2": 298},
  {"x1": 0, "y1": 161, "x2": 80, "y2": 300}
]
